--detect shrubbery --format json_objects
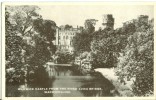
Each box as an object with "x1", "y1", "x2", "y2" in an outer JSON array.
[{"x1": 55, "y1": 51, "x2": 74, "y2": 64}]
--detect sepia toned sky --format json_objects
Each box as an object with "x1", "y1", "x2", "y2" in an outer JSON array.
[{"x1": 39, "y1": 5, "x2": 154, "y2": 29}]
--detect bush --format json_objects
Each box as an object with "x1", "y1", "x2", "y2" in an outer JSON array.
[{"x1": 55, "y1": 51, "x2": 74, "y2": 64}]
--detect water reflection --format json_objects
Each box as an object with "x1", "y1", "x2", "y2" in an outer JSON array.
[{"x1": 6, "y1": 65, "x2": 117, "y2": 97}]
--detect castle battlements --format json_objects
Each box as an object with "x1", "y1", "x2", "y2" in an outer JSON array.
[{"x1": 123, "y1": 15, "x2": 149, "y2": 27}]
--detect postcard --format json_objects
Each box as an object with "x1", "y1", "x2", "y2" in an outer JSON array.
[{"x1": 1, "y1": 2, "x2": 155, "y2": 100}]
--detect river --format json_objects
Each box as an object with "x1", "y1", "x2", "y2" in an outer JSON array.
[{"x1": 6, "y1": 65, "x2": 117, "y2": 97}]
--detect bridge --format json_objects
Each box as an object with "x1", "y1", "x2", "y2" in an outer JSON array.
[
  {"x1": 44, "y1": 62, "x2": 73, "y2": 77},
  {"x1": 45, "y1": 61, "x2": 92, "y2": 76},
  {"x1": 45, "y1": 62, "x2": 72, "y2": 67}
]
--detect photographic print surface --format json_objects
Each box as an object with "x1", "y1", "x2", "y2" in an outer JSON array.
[{"x1": 4, "y1": 3, "x2": 154, "y2": 97}]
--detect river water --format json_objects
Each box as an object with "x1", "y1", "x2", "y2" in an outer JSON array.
[{"x1": 6, "y1": 65, "x2": 116, "y2": 97}]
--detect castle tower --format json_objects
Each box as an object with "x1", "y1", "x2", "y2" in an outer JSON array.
[
  {"x1": 138, "y1": 15, "x2": 149, "y2": 25},
  {"x1": 102, "y1": 14, "x2": 114, "y2": 30}
]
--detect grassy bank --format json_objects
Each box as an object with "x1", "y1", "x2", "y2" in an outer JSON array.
[{"x1": 94, "y1": 68, "x2": 134, "y2": 97}]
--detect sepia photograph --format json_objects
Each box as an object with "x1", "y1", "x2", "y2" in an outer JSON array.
[{"x1": 3, "y1": 2, "x2": 154, "y2": 98}]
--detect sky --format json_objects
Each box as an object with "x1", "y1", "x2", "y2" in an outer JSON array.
[{"x1": 38, "y1": 5, "x2": 154, "y2": 30}]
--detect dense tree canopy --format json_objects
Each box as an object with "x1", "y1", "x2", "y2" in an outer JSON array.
[
  {"x1": 5, "y1": 6, "x2": 41, "y2": 83},
  {"x1": 72, "y1": 19, "x2": 97, "y2": 55},
  {"x1": 90, "y1": 29, "x2": 118, "y2": 68},
  {"x1": 5, "y1": 6, "x2": 57, "y2": 84},
  {"x1": 33, "y1": 18, "x2": 57, "y2": 54},
  {"x1": 115, "y1": 19, "x2": 154, "y2": 96},
  {"x1": 72, "y1": 31, "x2": 93, "y2": 54}
]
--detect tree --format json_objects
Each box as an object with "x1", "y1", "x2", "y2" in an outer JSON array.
[
  {"x1": 6, "y1": 6, "x2": 40, "y2": 36},
  {"x1": 28, "y1": 18, "x2": 57, "y2": 66},
  {"x1": 115, "y1": 19, "x2": 154, "y2": 96},
  {"x1": 5, "y1": 8, "x2": 25, "y2": 83},
  {"x1": 90, "y1": 29, "x2": 118, "y2": 68},
  {"x1": 6, "y1": 5, "x2": 41, "y2": 66},
  {"x1": 73, "y1": 31, "x2": 93, "y2": 54},
  {"x1": 64, "y1": 24, "x2": 73, "y2": 30},
  {"x1": 33, "y1": 18, "x2": 57, "y2": 54},
  {"x1": 5, "y1": 5, "x2": 57, "y2": 84},
  {"x1": 5, "y1": 5, "x2": 41, "y2": 83},
  {"x1": 72, "y1": 19, "x2": 97, "y2": 55}
]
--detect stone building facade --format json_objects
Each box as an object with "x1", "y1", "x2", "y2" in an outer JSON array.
[{"x1": 54, "y1": 26, "x2": 82, "y2": 52}]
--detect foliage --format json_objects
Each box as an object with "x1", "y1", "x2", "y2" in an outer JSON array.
[
  {"x1": 75, "y1": 52, "x2": 94, "y2": 74},
  {"x1": 90, "y1": 20, "x2": 146, "y2": 69},
  {"x1": 33, "y1": 18, "x2": 57, "y2": 57},
  {"x1": 5, "y1": 6, "x2": 56, "y2": 84},
  {"x1": 28, "y1": 35, "x2": 52, "y2": 66},
  {"x1": 5, "y1": 6, "x2": 36, "y2": 84},
  {"x1": 55, "y1": 51, "x2": 74, "y2": 64},
  {"x1": 64, "y1": 24, "x2": 73, "y2": 30},
  {"x1": 73, "y1": 31, "x2": 93, "y2": 54},
  {"x1": 6, "y1": 5, "x2": 40, "y2": 36},
  {"x1": 115, "y1": 19, "x2": 154, "y2": 96},
  {"x1": 90, "y1": 29, "x2": 118, "y2": 68},
  {"x1": 72, "y1": 19, "x2": 97, "y2": 55},
  {"x1": 90, "y1": 17, "x2": 154, "y2": 96}
]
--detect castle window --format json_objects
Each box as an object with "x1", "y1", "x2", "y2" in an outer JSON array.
[
  {"x1": 66, "y1": 36, "x2": 68, "y2": 39},
  {"x1": 63, "y1": 36, "x2": 65, "y2": 39}
]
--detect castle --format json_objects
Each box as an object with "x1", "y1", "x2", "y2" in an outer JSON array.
[
  {"x1": 54, "y1": 26, "x2": 82, "y2": 53},
  {"x1": 54, "y1": 14, "x2": 149, "y2": 53}
]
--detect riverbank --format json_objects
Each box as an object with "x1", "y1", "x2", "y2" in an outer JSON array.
[{"x1": 94, "y1": 68, "x2": 134, "y2": 96}]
